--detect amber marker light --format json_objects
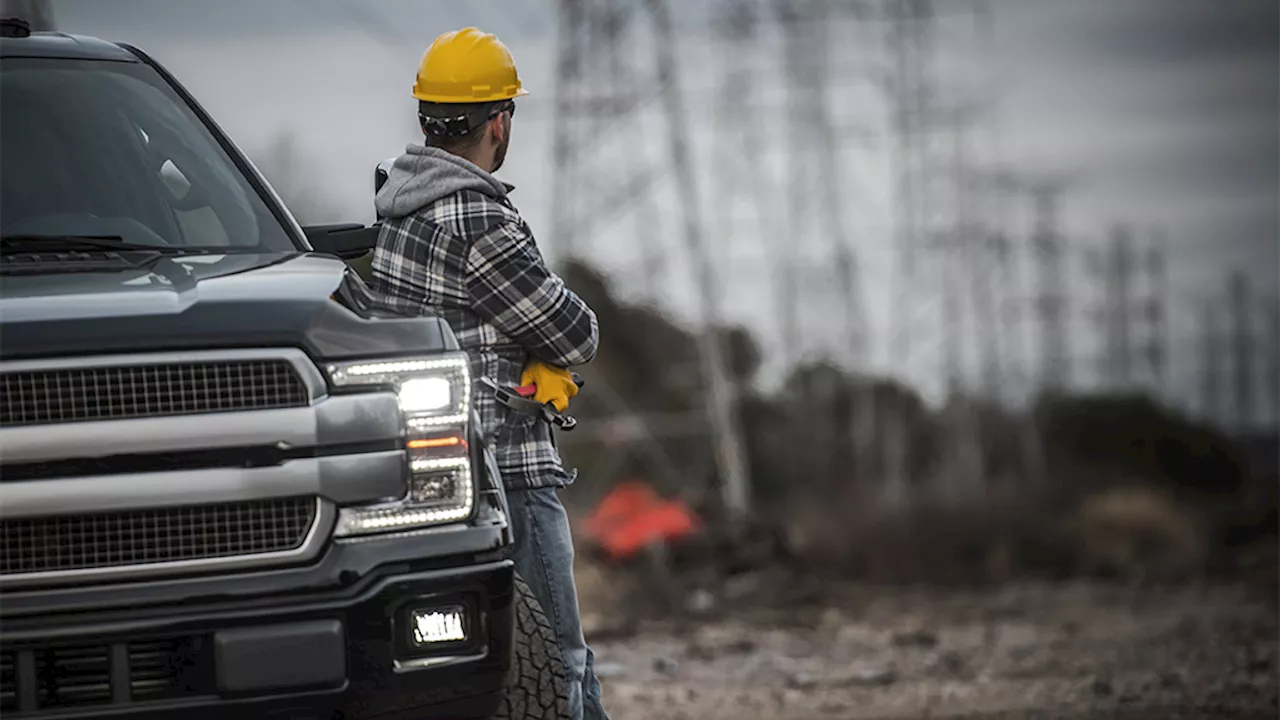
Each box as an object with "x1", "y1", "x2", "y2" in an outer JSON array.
[{"x1": 407, "y1": 436, "x2": 466, "y2": 450}]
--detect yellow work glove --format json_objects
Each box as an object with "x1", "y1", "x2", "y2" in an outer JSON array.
[{"x1": 520, "y1": 359, "x2": 579, "y2": 413}]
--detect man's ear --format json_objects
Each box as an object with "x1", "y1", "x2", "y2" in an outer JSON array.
[{"x1": 490, "y1": 114, "x2": 507, "y2": 145}]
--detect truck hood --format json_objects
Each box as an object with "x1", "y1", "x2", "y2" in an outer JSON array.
[
  {"x1": 0, "y1": 252, "x2": 458, "y2": 361},
  {"x1": 2, "y1": 252, "x2": 339, "y2": 322}
]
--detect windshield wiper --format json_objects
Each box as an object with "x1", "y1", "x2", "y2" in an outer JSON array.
[{"x1": 0, "y1": 234, "x2": 178, "y2": 254}]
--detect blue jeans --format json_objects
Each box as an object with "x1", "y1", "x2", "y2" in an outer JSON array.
[{"x1": 506, "y1": 488, "x2": 609, "y2": 720}]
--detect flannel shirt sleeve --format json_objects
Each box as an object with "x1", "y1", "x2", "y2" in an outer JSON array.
[{"x1": 464, "y1": 220, "x2": 599, "y2": 367}]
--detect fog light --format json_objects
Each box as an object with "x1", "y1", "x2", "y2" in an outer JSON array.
[
  {"x1": 410, "y1": 606, "x2": 467, "y2": 645},
  {"x1": 409, "y1": 473, "x2": 458, "y2": 505}
]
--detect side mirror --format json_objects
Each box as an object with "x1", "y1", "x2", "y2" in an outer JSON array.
[
  {"x1": 374, "y1": 158, "x2": 393, "y2": 194},
  {"x1": 303, "y1": 223, "x2": 379, "y2": 260},
  {"x1": 374, "y1": 157, "x2": 394, "y2": 220}
]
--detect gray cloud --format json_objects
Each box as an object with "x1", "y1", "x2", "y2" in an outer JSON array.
[{"x1": 1065, "y1": 0, "x2": 1278, "y2": 66}]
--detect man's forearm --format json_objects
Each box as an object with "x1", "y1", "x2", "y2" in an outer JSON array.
[{"x1": 466, "y1": 225, "x2": 601, "y2": 367}]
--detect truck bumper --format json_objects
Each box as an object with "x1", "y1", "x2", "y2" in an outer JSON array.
[{"x1": 0, "y1": 560, "x2": 515, "y2": 720}]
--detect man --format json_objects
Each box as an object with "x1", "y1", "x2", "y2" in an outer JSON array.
[{"x1": 369, "y1": 27, "x2": 609, "y2": 720}]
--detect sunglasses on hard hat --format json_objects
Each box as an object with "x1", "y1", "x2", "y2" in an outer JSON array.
[{"x1": 487, "y1": 101, "x2": 516, "y2": 120}]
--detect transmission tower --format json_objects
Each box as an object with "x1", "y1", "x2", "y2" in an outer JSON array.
[
  {"x1": 1028, "y1": 180, "x2": 1072, "y2": 392},
  {"x1": 713, "y1": 0, "x2": 790, "y2": 363},
  {"x1": 1141, "y1": 231, "x2": 1168, "y2": 393},
  {"x1": 982, "y1": 167, "x2": 1036, "y2": 403},
  {"x1": 773, "y1": 0, "x2": 878, "y2": 485},
  {"x1": 1228, "y1": 270, "x2": 1255, "y2": 431},
  {"x1": 1103, "y1": 224, "x2": 1135, "y2": 387},
  {"x1": 968, "y1": 0, "x2": 1005, "y2": 402},
  {"x1": 879, "y1": 0, "x2": 942, "y2": 502},
  {"x1": 551, "y1": 0, "x2": 752, "y2": 519},
  {"x1": 0, "y1": 0, "x2": 55, "y2": 29},
  {"x1": 1266, "y1": 297, "x2": 1280, "y2": 427},
  {"x1": 1199, "y1": 298, "x2": 1223, "y2": 426},
  {"x1": 985, "y1": 171, "x2": 1021, "y2": 402},
  {"x1": 932, "y1": 106, "x2": 989, "y2": 494}
]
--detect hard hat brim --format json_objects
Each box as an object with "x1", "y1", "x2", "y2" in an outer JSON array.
[{"x1": 412, "y1": 86, "x2": 529, "y2": 103}]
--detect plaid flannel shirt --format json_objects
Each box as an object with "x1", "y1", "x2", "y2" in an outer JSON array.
[{"x1": 369, "y1": 185, "x2": 599, "y2": 491}]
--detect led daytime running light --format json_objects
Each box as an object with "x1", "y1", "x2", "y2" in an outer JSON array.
[{"x1": 334, "y1": 460, "x2": 473, "y2": 536}]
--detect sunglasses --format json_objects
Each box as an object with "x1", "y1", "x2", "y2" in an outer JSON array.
[
  {"x1": 487, "y1": 101, "x2": 516, "y2": 121},
  {"x1": 420, "y1": 101, "x2": 516, "y2": 139}
]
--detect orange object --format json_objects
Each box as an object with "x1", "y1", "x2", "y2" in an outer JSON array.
[
  {"x1": 582, "y1": 480, "x2": 699, "y2": 562},
  {"x1": 407, "y1": 436, "x2": 464, "y2": 450}
]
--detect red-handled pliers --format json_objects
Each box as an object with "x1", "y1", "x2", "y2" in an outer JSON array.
[{"x1": 480, "y1": 374, "x2": 584, "y2": 431}]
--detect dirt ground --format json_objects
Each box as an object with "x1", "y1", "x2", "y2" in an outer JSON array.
[{"x1": 579, "y1": 577, "x2": 1278, "y2": 720}]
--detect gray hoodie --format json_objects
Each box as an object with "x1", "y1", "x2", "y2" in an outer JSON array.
[{"x1": 374, "y1": 144, "x2": 512, "y2": 220}]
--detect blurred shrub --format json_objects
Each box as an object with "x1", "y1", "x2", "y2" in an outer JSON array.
[
  {"x1": 1068, "y1": 485, "x2": 1207, "y2": 581},
  {"x1": 555, "y1": 259, "x2": 1269, "y2": 584},
  {"x1": 776, "y1": 491, "x2": 1072, "y2": 585},
  {"x1": 1034, "y1": 392, "x2": 1245, "y2": 499}
]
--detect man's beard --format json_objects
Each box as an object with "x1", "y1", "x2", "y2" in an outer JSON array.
[{"x1": 491, "y1": 117, "x2": 511, "y2": 172}]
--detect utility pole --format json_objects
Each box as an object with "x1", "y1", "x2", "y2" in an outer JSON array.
[{"x1": 1228, "y1": 270, "x2": 1254, "y2": 432}]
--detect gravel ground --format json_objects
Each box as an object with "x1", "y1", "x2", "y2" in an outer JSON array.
[{"x1": 582, "y1": 580, "x2": 1278, "y2": 720}]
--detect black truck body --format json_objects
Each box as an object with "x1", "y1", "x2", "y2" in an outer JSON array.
[{"x1": 0, "y1": 24, "x2": 563, "y2": 720}]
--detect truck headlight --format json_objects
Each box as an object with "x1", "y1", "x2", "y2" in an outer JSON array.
[
  {"x1": 326, "y1": 353, "x2": 475, "y2": 536},
  {"x1": 327, "y1": 355, "x2": 470, "y2": 428}
]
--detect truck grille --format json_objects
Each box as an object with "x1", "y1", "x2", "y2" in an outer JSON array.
[
  {"x1": 0, "y1": 497, "x2": 317, "y2": 576},
  {"x1": 37, "y1": 645, "x2": 110, "y2": 707},
  {"x1": 0, "y1": 636, "x2": 213, "y2": 713},
  {"x1": 0, "y1": 359, "x2": 309, "y2": 427},
  {"x1": 1, "y1": 651, "x2": 14, "y2": 712}
]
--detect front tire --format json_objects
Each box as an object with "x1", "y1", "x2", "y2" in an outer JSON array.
[{"x1": 493, "y1": 574, "x2": 572, "y2": 719}]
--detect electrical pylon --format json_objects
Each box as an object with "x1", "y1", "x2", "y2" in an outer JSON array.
[
  {"x1": 1228, "y1": 270, "x2": 1255, "y2": 431},
  {"x1": 551, "y1": 0, "x2": 752, "y2": 519}
]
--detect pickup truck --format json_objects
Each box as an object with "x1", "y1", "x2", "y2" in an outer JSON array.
[{"x1": 0, "y1": 18, "x2": 568, "y2": 720}]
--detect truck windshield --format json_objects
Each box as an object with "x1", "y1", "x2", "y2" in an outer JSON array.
[{"x1": 0, "y1": 56, "x2": 298, "y2": 252}]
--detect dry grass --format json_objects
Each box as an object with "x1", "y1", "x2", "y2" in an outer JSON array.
[{"x1": 760, "y1": 482, "x2": 1217, "y2": 587}]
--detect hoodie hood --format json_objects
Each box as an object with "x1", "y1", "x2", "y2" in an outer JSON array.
[{"x1": 374, "y1": 144, "x2": 512, "y2": 219}]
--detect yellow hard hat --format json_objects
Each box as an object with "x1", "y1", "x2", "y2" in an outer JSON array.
[{"x1": 412, "y1": 27, "x2": 529, "y2": 104}]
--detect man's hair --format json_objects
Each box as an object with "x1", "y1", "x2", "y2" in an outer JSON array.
[{"x1": 418, "y1": 100, "x2": 500, "y2": 153}]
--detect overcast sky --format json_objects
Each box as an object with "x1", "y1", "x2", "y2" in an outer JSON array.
[{"x1": 44, "y1": 0, "x2": 1279, "y2": 416}]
